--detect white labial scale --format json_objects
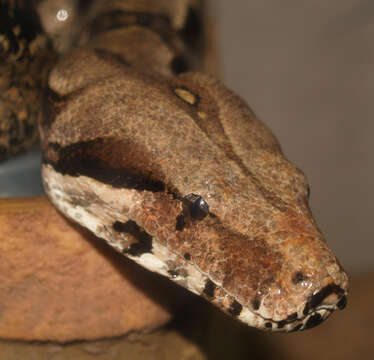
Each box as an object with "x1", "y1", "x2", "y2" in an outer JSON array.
[
  {"x1": 127, "y1": 240, "x2": 176, "y2": 278},
  {"x1": 183, "y1": 262, "x2": 208, "y2": 295},
  {"x1": 239, "y1": 308, "x2": 263, "y2": 328}
]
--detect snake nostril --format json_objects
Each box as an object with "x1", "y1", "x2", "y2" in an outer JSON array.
[{"x1": 292, "y1": 271, "x2": 308, "y2": 285}]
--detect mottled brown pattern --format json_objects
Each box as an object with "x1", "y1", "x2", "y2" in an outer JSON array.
[{"x1": 37, "y1": 0, "x2": 349, "y2": 331}]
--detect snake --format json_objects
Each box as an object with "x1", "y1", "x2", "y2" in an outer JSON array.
[{"x1": 1, "y1": 0, "x2": 349, "y2": 332}]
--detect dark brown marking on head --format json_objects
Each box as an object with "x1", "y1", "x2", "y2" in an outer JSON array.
[
  {"x1": 175, "y1": 213, "x2": 186, "y2": 231},
  {"x1": 265, "y1": 322, "x2": 272, "y2": 329},
  {"x1": 286, "y1": 312, "x2": 298, "y2": 322},
  {"x1": 288, "y1": 323, "x2": 303, "y2": 332},
  {"x1": 337, "y1": 295, "x2": 347, "y2": 310},
  {"x1": 184, "y1": 252, "x2": 191, "y2": 261},
  {"x1": 167, "y1": 189, "x2": 181, "y2": 200},
  {"x1": 292, "y1": 271, "x2": 308, "y2": 285},
  {"x1": 303, "y1": 313, "x2": 323, "y2": 330},
  {"x1": 228, "y1": 300, "x2": 242, "y2": 317},
  {"x1": 303, "y1": 284, "x2": 345, "y2": 315},
  {"x1": 182, "y1": 193, "x2": 209, "y2": 221},
  {"x1": 94, "y1": 48, "x2": 130, "y2": 67},
  {"x1": 168, "y1": 269, "x2": 179, "y2": 278},
  {"x1": 44, "y1": 139, "x2": 166, "y2": 192},
  {"x1": 113, "y1": 220, "x2": 152, "y2": 256},
  {"x1": 277, "y1": 320, "x2": 287, "y2": 329},
  {"x1": 252, "y1": 298, "x2": 260, "y2": 311},
  {"x1": 203, "y1": 280, "x2": 217, "y2": 299}
]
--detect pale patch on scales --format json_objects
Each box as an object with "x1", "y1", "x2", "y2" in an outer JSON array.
[
  {"x1": 42, "y1": 164, "x2": 209, "y2": 296},
  {"x1": 174, "y1": 87, "x2": 198, "y2": 105}
]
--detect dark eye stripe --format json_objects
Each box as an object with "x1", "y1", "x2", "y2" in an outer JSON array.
[{"x1": 44, "y1": 138, "x2": 166, "y2": 192}]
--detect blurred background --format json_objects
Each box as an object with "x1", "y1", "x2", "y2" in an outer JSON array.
[{"x1": 216, "y1": 0, "x2": 373, "y2": 276}]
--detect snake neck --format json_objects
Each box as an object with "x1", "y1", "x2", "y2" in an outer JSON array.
[{"x1": 80, "y1": 0, "x2": 205, "y2": 78}]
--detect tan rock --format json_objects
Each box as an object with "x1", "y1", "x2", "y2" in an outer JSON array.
[
  {"x1": 0, "y1": 197, "x2": 183, "y2": 342},
  {"x1": 0, "y1": 330, "x2": 207, "y2": 360}
]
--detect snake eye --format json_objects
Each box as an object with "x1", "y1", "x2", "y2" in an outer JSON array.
[{"x1": 182, "y1": 193, "x2": 209, "y2": 220}]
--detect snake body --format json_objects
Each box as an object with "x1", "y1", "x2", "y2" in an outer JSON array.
[{"x1": 2, "y1": 0, "x2": 349, "y2": 332}]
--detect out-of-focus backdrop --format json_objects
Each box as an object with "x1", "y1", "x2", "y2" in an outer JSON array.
[{"x1": 216, "y1": 0, "x2": 373, "y2": 275}]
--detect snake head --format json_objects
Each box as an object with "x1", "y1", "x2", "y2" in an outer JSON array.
[{"x1": 40, "y1": 52, "x2": 349, "y2": 332}]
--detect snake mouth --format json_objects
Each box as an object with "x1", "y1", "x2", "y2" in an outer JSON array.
[
  {"x1": 269, "y1": 283, "x2": 347, "y2": 332},
  {"x1": 297, "y1": 290, "x2": 348, "y2": 331},
  {"x1": 237, "y1": 305, "x2": 334, "y2": 332},
  {"x1": 256, "y1": 306, "x2": 335, "y2": 332},
  {"x1": 250, "y1": 285, "x2": 348, "y2": 332}
]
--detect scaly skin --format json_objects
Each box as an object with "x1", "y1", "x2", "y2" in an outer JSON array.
[{"x1": 37, "y1": 0, "x2": 349, "y2": 331}]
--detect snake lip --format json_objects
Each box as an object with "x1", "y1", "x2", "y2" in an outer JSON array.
[
  {"x1": 295, "y1": 291, "x2": 348, "y2": 332},
  {"x1": 258, "y1": 293, "x2": 346, "y2": 332}
]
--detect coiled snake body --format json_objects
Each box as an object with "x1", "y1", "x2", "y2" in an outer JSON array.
[{"x1": 1, "y1": 0, "x2": 349, "y2": 332}]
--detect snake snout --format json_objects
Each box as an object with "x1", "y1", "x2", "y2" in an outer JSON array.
[
  {"x1": 303, "y1": 283, "x2": 347, "y2": 315},
  {"x1": 297, "y1": 282, "x2": 348, "y2": 331}
]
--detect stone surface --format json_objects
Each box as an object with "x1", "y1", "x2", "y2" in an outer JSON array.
[
  {"x1": 0, "y1": 330, "x2": 206, "y2": 360},
  {"x1": 0, "y1": 197, "x2": 184, "y2": 342}
]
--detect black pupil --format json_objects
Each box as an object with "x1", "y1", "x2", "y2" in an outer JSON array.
[
  {"x1": 190, "y1": 197, "x2": 208, "y2": 219},
  {"x1": 183, "y1": 193, "x2": 209, "y2": 220}
]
